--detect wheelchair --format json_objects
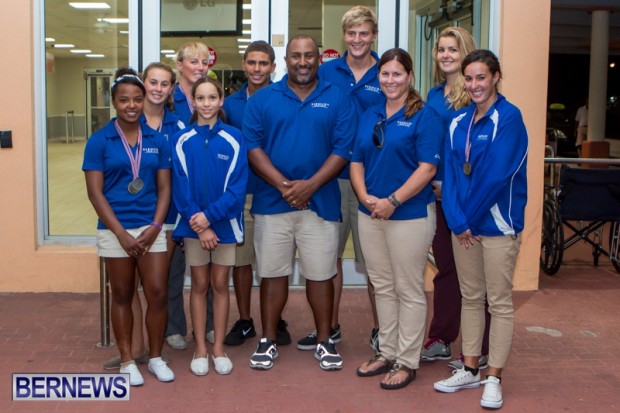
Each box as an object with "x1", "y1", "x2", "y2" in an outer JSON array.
[{"x1": 540, "y1": 163, "x2": 620, "y2": 275}]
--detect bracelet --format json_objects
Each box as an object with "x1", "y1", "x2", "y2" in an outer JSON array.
[
  {"x1": 150, "y1": 221, "x2": 162, "y2": 230},
  {"x1": 388, "y1": 193, "x2": 402, "y2": 207}
]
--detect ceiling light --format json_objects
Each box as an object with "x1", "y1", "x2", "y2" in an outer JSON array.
[
  {"x1": 242, "y1": 29, "x2": 251, "y2": 35},
  {"x1": 242, "y1": 19, "x2": 251, "y2": 25},
  {"x1": 119, "y1": 30, "x2": 129, "y2": 35},
  {"x1": 238, "y1": 45, "x2": 248, "y2": 49},
  {"x1": 98, "y1": 18, "x2": 129, "y2": 24},
  {"x1": 53, "y1": 44, "x2": 75, "y2": 48},
  {"x1": 70, "y1": 49, "x2": 92, "y2": 53},
  {"x1": 239, "y1": 50, "x2": 246, "y2": 54},
  {"x1": 610, "y1": 62, "x2": 616, "y2": 68},
  {"x1": 69, "y1": 2, "x2": 110, "y2": 9},
  {"x1": 238, "y1": 38, "x2": 251, "y2": 43},
  {"x1": 161, "y1": 50, "x2": 175, "y2": 54},
  {"x1": 45, "y1": 37, "x2": 55, "y2": 42},
  {"x1": 86, "y1": 54, "x2": 105, "y2": 58},
  {"x1": 242, "y1": 4, "x2": 251, "y2": 10},
  {"x1": 165, "y1": 54, "x2": 176, "y2": 59}
]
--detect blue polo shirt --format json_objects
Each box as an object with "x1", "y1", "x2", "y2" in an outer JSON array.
[
  {"x1": 82, "y1": 118, "x2": 172, "y2": 230},
  {"x1": 140, "y1": 107, "x2": 185, "y2": 225},
  {"x1": 172, "y1": 84, "x2": 193, "y2": 125},
  {"x1": 318, "y1": 51, "x2": 385, "y2": 179},
  {"x1": 243, "y1": 75, "x2": 356, "y2": 222},
  {"x1": 442, "y1": 94, "x2": 529, "y2": 236},
  {"x1": 351, "y1": 104, "x2": 442, "y2": 220},
  {"x1": 426, "y1": 82, "x2": 457, "y2": 182},
  {"x1": 171, "y1": 119, "x2": 248, "y2": 244},
  {"x1": 223, "y1": 82, "x2": 264, "y2": 194}
]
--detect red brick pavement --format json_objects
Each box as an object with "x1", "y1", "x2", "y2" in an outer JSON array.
[{"x1": 1, "y1": 244, "x2": 620, "y2": 412}]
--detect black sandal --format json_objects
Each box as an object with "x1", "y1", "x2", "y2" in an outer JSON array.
[
  {"x1": 356, "y1": 354, "x2": 394, "y2": 377},
  {"x1": 380, "y1": 363, "x2": 416, "y2": 390}
]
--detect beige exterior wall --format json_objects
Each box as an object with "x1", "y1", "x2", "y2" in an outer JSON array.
[
  {"x1": 499, "y1": 0, "x2": 550, "y2": 290},
  {"x1": 0, "y1": 0, "x2": 549, "y2": 292}
]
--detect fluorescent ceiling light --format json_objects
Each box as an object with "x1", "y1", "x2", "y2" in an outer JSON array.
[
  {"x1": 86, "y1": 54, "x2": 105, "y2": 58},
  {"x1": 69, "y1": 2, "x2": 110, "y2": 9},
  {"x1": 238, "y1": 45, "x2": 248, "y2": 49},
  {"x1": 237, "y1": 38, "x2": 251, "y2": 43},
  {"x1": 242, "y1": 4, "x2": 251, "y2": 10},
  {"x1": 165, "y1": 54, "x2": 176, "y2": 59},
  {"x1": 98, "y1": 18, "x2": 129, "y2": 24},
  {"x1": 242, "y1": 19, "x2": 251, "y2": 25},
  {"x1": 161, "y1": 50, "x2": 175, "y2": 54},
  {"x1": 119, "y1": 30, "x2": 129, "y2": 35},
  {"x1": 45, "y1": 37, "x2": 55, "y2": 42},
  {"x1": 238, "y1": 50, "x2": 245, "y2": 54},
  {"x1": 53, "y1": 44, "x2": 75, "y2": 48},
  {"x1": 70, "y1": 49, "x2": 92, "y2": 53},
  {"x1": 242, "y1": 29, "x2": 251, "y2": 35}
]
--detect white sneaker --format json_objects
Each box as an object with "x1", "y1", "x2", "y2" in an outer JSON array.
[
  {"x1": 481, "y1": 376, "x2": 503, "y2": 409},
  {"x1": 206, "y1": 330, "x2": 215, "y2": 344},
  {"x1": 120, "y1": 361, "x2": 144, "y2": 386},
  {"x1": 166, "y1": 334, "x2": 187, "y2": 350},
  {"x1": 147, "y1": 357, "x2": 175, "y2": 382},
  {"x1": 434, "y1": 368, "x2": 481, "y2": 393},
  {"x1": 212, "y1": 354, "x2": 233, "y2": 375},
  {"x1": 190, "y1": 353, "x2": 209, "y2": 376}
]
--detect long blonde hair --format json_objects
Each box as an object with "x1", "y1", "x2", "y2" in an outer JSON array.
[{"x1": 432, "y1": 27, "x2": 476, "y2": 110}]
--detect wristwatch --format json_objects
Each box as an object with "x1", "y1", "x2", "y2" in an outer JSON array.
[{"x1": 388, "y1": 193, "x2": 401, "y2": 207}]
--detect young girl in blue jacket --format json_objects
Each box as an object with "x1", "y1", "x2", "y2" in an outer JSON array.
[{"x1": 171, "y1": 77, "x2": 248, "y2": 376}]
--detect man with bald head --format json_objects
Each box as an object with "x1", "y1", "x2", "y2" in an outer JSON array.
[{"x1": 243, "y1": 35, "x2": 356, "y2": 371}]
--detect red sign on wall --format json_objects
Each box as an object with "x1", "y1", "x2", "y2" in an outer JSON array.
[
  {"x1": 208, "y1": 47, "x2": 218, "y2": 67},
  {"x1": 320, "y1": 49, "x2": 341, "y2": 64}
]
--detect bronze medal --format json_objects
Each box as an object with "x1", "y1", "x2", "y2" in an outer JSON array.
[
  {"x1": 463, "y1": 162, "x2": 472, "y2": 176},
  {"x1": 128, "y1": 178, "x2": 144, "y2": 194}
]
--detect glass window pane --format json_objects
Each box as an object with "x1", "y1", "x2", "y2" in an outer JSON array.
[{"x1": 45, "y1": 0, "x2": 129, "y2": 236}]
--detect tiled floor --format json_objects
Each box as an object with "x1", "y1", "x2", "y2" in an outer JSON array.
[{"x1": 2, "y1": 241, "x2": 620, "y2": 412}]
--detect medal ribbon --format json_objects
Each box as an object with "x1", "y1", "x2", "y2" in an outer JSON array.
[
  {"x1": 114, "y1": 120, "x2": 142, "y2": 182},
  {"x1": 179, "y1": 84, "x2": 194, "y2": 114},
  {"x1": 464, "y1": 108, "x2": 476, "y2": 166}
]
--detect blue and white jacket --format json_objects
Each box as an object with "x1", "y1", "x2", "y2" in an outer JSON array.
[
  {"x1": 171, "y1": 119, "x2": 248, "y2": 243},
  {"x1": 442, "y1": 94, "x2": 528, "y2": 236}
]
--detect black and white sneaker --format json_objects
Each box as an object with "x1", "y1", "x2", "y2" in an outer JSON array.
[
  {"x1": 314, "y1": 338, "x2": 343, "y2": 371},
  {"x1": 370, "y1": 327, "x2": 380, "y2": 354},
  {"x1": 224, "y1": 318, "x2": 256, "y2": 346},
  {"x1": 276, "y1": 319, "x2": 292, "y2": 346},
  {"x1": 250, "y1": 338, "x2": 278, "y2": 370},
  {"x1": 297, "y1": 325, "x2": 342, "y2": 350}
]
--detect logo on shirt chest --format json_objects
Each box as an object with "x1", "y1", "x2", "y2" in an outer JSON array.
[
  {"x1": 397, "y1": 121, "x2": 412, "y2": 128},
  {"x1": 217, "y1": 153, "x2": 230, "y2": 161},
  {"x1": 364, "y1": 85, "x2": 381, "y2": 94},
  {"x1": 311, "y1": 102, "x2": 330, "y2": 109},
  {"x1": 143, "y1": 147, "x2": 159, "y2": 154},
  {"x1": 476, "y1": 134, "x2": 489, "y2": 141}
]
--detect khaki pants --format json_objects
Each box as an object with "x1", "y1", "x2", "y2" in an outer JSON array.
[
  {"x1": 358, "y1": 204, "x2": 436, "y2": 369},
  {"x1": 452, "y1": 233, "x2": 521, "y2": 369}
]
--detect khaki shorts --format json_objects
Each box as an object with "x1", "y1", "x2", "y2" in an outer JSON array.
[
  {"x1": 184, "y1": 238, "x2": 236, "y2": 266},
  {"x1": 96, "y1": 225, "x2": 167, "y2": 258},
  {"x1": 337, "y1": 178, "x2": 364, "y2": 264},
  {"x1": 254, "y1": 210, "x2": 338, "y2": 281},
  {"x1": 235, "y1": 194, "x2": 255, "y2": 267}
]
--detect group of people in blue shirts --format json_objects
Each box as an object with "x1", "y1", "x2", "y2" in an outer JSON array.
[{"x1": 82, "y1": 5, "x2": 528, "y2": 411}]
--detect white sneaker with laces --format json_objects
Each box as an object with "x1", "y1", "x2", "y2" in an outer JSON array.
[
  {"x1": 166, "y1": 334, "x2": 187, "y2": 350},
  {"x1": 120, "y1": 361, "x2": 144, "y2": 386},
  {"x1": 480, "y1": 375, "x2": 503, "y2": 409},
  {"x1": 212, "y1": 354, "x2": 233, "y2": 375},
  {"x1": 434, "y1": 367, "x2": 481, "y2": 393},
  {"x1": 147, "y1": 357, "x2": 175, "y2": 382}
]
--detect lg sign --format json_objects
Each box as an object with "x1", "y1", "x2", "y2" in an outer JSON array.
[{"x1": 320, "y1": 49, "x2": 340, "y2": 64}]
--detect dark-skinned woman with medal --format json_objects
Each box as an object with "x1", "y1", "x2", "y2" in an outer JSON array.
[
  {"x1": 83, "y1": 68, "x2": 174, "y2": 386},
  {"x1": 434, "y1": 50, "x2": 528, "y2": 410}
]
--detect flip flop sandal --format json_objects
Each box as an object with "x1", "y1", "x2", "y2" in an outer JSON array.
[
  {"x1": 356, "y1": 354, "x2": 394, "y2": 377},
  {"x1": 380, "y1": 363, "x2": 416, "y2": 390}
]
